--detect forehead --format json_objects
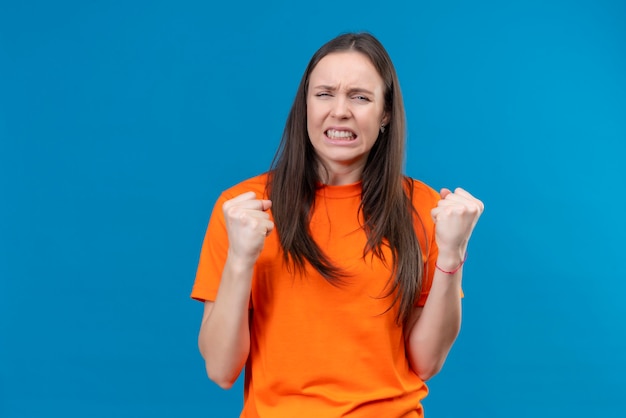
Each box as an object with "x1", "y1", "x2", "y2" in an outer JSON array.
[{"x1": 309, "y1": 51, "x2": 384, "y2": 91}]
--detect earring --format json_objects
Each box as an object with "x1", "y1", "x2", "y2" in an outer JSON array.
[{"x1": 380, "y1": 124, "x2": 386, "y2": 134}]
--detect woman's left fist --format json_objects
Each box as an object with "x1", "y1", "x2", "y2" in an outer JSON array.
[{"x1": 431, "y1": 188, "x2": 484, "y2": 256}]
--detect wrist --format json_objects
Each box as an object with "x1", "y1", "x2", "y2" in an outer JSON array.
[
  {"x1": 226, "y1": 250, "x2": 257, "y2": 274},
  {"x1": 435, "y1": 251, "x2": 467, "y2": 274}
]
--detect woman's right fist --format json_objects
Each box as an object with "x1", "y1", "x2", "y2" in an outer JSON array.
[{"x1": 222, "y1": 191, "x2": 274, "y2": 265}]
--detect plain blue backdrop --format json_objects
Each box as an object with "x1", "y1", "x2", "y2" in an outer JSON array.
[{"x1": 1, "y1": 0, "x2": 625, "y2": 417}]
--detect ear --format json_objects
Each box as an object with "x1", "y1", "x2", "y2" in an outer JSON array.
[{"x1": 381, "y1": 112, "x2": 390, "y2": 126}]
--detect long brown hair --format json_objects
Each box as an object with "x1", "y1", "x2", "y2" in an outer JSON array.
[{"x1": 268, "y1": 32, "x2": 424, "y2": 327}]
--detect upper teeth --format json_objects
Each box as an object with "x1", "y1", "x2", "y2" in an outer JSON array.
[{"x1": 327, "y1": 129, "x2": 354, "y2": 139}]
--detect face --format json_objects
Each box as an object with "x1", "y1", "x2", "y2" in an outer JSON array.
[{"x1": 306, "y1": 51, "x2": 389, "y2": 184}]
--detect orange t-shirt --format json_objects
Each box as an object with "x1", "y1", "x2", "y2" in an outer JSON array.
[{"x1": 192, "y1": 173, "x2": 441, "y2": 417}]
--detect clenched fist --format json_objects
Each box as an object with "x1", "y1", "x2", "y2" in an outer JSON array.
[
  {"x1": 431, "y1": 188, "x2": 484, "y2": 268},
  {"x1": 223, "y1": 191, "x2": 275, "y2": 267}
]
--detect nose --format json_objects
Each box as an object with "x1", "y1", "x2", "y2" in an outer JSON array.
[{"x1": 330, "y1": 96, "x2": 351, "y2": 119}]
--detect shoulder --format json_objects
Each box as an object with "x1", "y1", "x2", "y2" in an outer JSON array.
[
  {"x1": 221, "y1": 172, "x2": 270, "y2": 200},
  {"x1": 404, "y1": 177, "x2": 440, "y2": 210}
]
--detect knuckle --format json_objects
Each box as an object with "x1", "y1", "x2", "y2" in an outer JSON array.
[
  {"x1": 225, "y1": 205, "x2": 240, "y2": 219},
  {"x1": 226, "y1": 207, "x2": 252, "y2": 226}
]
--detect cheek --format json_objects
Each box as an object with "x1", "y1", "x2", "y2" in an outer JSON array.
[
  {"x1": 306, "y1": 112, "x2": 319, "y2": 140},
  {"x1": 306, "y1": 107, "x2": 325, "y2": 130},
  {"x1": 364, "y1": 110, "x2": 384, "y2": 134},
  {"x1": 360, "y1": 115, "x2": 380, "y2": 135}
]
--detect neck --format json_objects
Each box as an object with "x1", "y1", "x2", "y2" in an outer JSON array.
[{"x1": 317, "y1": 161, "x2": 365, "y2": 186}]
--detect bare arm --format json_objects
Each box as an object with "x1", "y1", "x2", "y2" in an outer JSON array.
[
  {"x1": 197, "y1": 192, "x2": 273, "y2": 389},
  {"x1": 198, "y1": 256, "x2": 254, "y2": 389},
  {"x1": 406, "y1": 187, "x2": 483, "y2": 381},
  {"x1": 406, "y1": 256, "x2": 463, "y2": 381}
]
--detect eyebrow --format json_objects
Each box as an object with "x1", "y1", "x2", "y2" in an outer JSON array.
[{"x1": 312, "y1": 85, "x2": 375, "y2": 96}]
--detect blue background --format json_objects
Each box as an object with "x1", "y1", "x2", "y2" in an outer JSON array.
[{"x1": 1, "y1": 0, "x2": 625, "y2": 417}]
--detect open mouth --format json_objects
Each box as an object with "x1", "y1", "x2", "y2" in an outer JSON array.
[{"x1": 325, "y1": 129, "x2": 356, "y2": 141}]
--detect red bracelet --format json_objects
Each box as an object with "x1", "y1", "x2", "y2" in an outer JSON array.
[{"x1": 435, "y1": 253, "x2": 467, "y2": 274}]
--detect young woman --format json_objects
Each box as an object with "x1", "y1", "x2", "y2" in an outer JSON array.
[{"x1": 191, "y1": 32, "x2": 484, "y2": 417}]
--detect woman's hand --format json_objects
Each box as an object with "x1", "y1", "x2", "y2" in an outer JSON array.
[
  {"x1": 431, "y1": 188, "x2": 484, "y2": 267},
  {"x1": 222, "y1": 191, "x2": 274, "y2": 267}
]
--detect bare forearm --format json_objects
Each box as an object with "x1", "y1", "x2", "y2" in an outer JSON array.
[
  {"x1": 407, "y1": 262, "x2": 463, "y2": 380},
  {"x1": 198, "y1": 255, "x2": 253, "y2": 389},
  {"x1": 408, "y1": 186, "x2": 482, "y2": 380}
]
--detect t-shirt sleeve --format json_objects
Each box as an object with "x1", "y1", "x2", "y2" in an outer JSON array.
[
  {"x1": 416, "y1": 226, "x2": 438, "y2": 306},
  {"x1": 191, "y1": 193, "x2": 230, "y2": 302},
  {"x1": 412, "y1": 180, "x2": 442, "y2": 307}
]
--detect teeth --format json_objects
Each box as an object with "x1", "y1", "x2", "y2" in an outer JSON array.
[{"x1": 326, "y1": 129, "x2": 355, "y2": 139}]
